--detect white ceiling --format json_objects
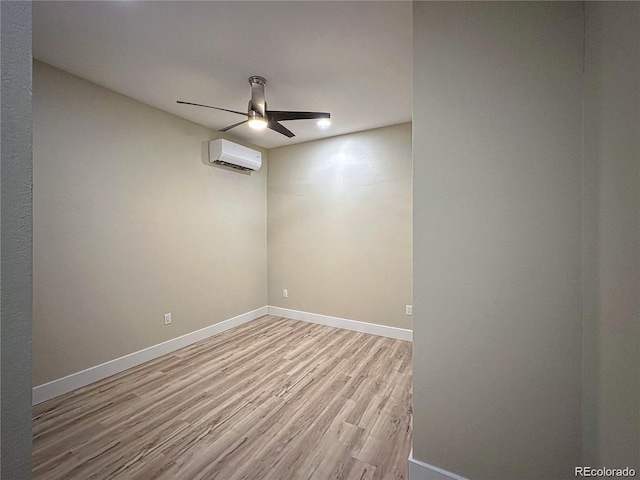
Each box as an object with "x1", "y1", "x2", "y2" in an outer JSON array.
[{"x1": 33, "y1": 1, "x2": 412, "y2": 149}]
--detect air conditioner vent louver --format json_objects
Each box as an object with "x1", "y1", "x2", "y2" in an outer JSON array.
[{"x1": 213, "y1": 160, "x2": 252, "y2": 172}]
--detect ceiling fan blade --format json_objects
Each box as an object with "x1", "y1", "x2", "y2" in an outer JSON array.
[
  {"x1": 177, "y1": 100, "x2": 246, "y2": 116},
  {"x1": 219, "y1": 120, "x2": 248, "y2": 132},
  {"x1": 268, "y1": 120, "x2": 295, "y2": 138},
  {"x1": 267, "y1": 111, "x2": 330, "y2": 122}
]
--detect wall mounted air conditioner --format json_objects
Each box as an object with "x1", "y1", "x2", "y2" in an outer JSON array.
[{"x1": 209, "y1": 138, "x2": 261, "y2": 172}]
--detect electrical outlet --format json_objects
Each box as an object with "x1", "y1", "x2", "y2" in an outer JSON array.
[
  {"x1": 164, "y1": 313, "x2": 172, "y2": 325},
  {"x1": 405, "y1": 305, "x2": 413, "y2": 316},
  {"x1": 283, "y1": 289, "x2": 288, "y2": 298}
]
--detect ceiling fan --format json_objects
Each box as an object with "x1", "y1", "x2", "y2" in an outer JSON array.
[{"x1": 177, "y1": 76, "x2": 330, "y2": 138}]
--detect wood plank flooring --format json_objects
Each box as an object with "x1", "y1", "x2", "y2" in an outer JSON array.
[{"x1": 33, "y1": 315, "x2": 413, "y2": 480}]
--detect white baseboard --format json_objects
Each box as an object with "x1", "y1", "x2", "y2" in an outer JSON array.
[
  {"x1": 268, "y1": 306, "x2": 412, "y2": 342},
  {"x1": 33, "y1": 305, "x2": 411, "y2": 405},
  {"x1": 409, "y1": 452, "x2": 470, "y2": 480},
  {"x1": 32, "y1": 306, "x2": 269, "y2": 405}
]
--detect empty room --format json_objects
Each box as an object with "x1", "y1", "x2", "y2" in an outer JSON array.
[
  {"x1": 0, "y1": 2, "x2": 638, "y2": 480},
  {"x1": 30, "y1": 2, "x2": 414, "y2": 479}
]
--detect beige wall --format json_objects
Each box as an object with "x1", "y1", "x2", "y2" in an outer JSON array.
[
  {"x1": 33, "y1": 61, "x2": 268, "y2": 385},
  {"x1": 582, "y1": 2, "x2": 639, "y2": 470},
  {"x1": 1, "y1": 2, "x2": 34, "y2": 476},
  {"x1": 412, "y1": 3, "x2": 583, "y2": 479},
  {"x1": 268, "y1": 124, "x2": 413, "y2": 329}
]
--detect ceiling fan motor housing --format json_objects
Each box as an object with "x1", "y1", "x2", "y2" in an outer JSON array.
[{"x1": 248, "y1": 76, "x2": 267, "y2": 117}]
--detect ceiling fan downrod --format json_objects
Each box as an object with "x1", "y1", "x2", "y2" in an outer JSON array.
[{"x1": 248, "y1": 75, "x2": 267, "y2": 116}]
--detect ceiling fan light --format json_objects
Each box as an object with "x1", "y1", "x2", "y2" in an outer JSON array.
[
  {"x1": 248, "y1": 118, "x2": 268, "y2": 129},
  {"x1": 248, "y1": 112, "x2": 268, "y2": 130}
]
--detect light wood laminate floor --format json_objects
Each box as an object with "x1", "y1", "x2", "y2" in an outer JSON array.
[{"x1": 33, "y1": 315, "x2": 413, "y2": 480}]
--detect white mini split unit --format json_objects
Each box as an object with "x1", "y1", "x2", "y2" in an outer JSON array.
[{"x1": 209, "y1": 138, "x2": 261, "y2": 172}]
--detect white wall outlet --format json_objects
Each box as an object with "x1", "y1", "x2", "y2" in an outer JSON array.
[
  {"x1": 405, "y1": 305, "x2": 413, "y2": 315},
  {"x1": 164, "y1": 313, "x2": 172, "y2": 325},
  {"x1": 283, "y1": 289, "x2": 288, "y2": 298}
]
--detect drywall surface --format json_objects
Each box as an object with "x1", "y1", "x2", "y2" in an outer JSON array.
[
  {"x1": 33, "y1": 61, "x2": 268, "y2": 385},
  {"x1": 582, "y1": 2, "x2": 640, "y2": 470},
  {"x1": 268, "y1": 124, "x2": 412, "y2": 329},
  {"x1": 412, "y1": 3, "x2": 583, "y2": 479},
  {"x1": 1, "y1": 2, "x2": 33, "y2": 478}
]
